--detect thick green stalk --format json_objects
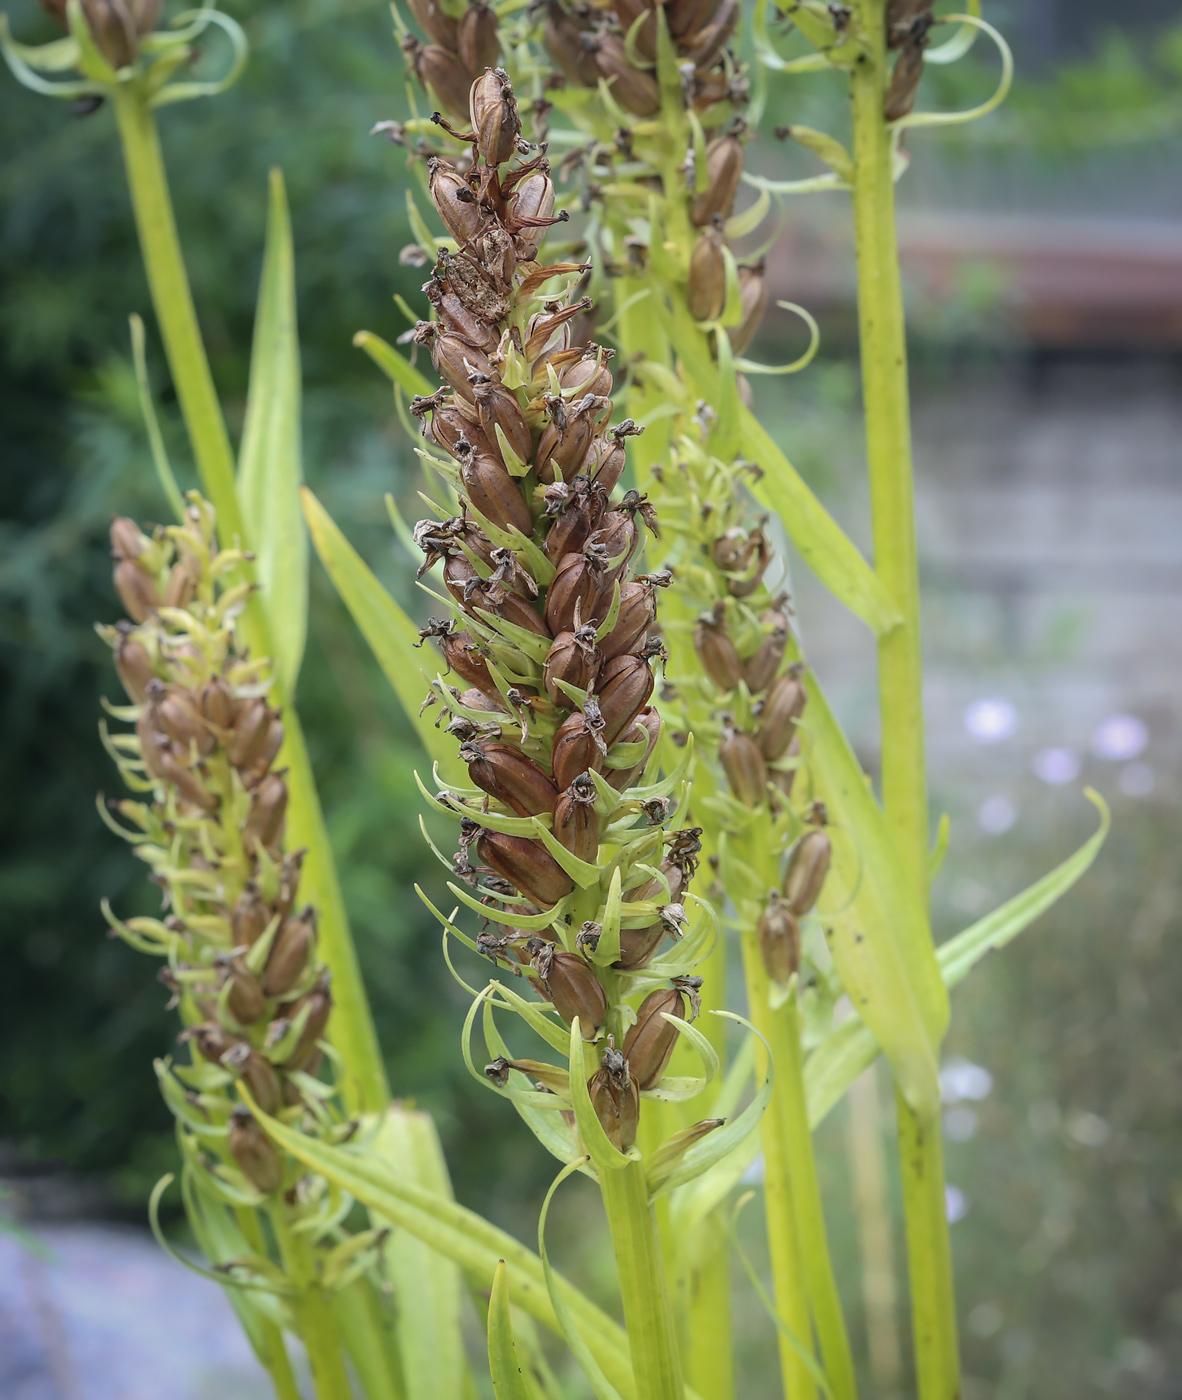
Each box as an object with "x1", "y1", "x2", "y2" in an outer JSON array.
[
  {"x1": 848, "y1": 6, "x2": 959, "y2": 1396},
  {"x1": 110, "y1": 83, "x2": 388, "y2": 1114},
  {"x1": 598, "y1": 1159, "x2": 685, "y2": 1400},
  {"x1": 270, "y1": 1206, "x2": 355, "y2": 1400},
  {"x1": 685, "y1": 1214, "x2": 734, "y2": 1400},
  {"x1": 234, "y1": 1206, "x2": 303, "y2": 1400}
]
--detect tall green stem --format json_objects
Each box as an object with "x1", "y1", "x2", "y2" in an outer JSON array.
[
  {"x1": 234, "y1": 1206, "x2": 303, "y2": 1400},
  {"x1": 110, "y1": 83, "x2": 389, "y2": 1114},
  {"x1": 270, "y1": 1206, "x2": 355, "y2": 1400},
  {"x1": 599, "y1": 1159, "x2": 685, "y2": 1400},
  {"x1": 848, "y1": 6, "x2": 959, "y2": 1396}
]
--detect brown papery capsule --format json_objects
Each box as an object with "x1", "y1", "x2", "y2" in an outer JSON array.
[
  {"x1": 605, "y1": 706, "x2": 661, "y2": 791},
  {"x1": 720, "y1": 726, "x2": 767, "y2": 807},
  {"x1": 595, "y1": 511, "x2": 639, "y2": 579},
  {"x1": 151, "y1": 686, "x2": 214, "y2": 756},
  {"x1": 261, "y1": 907, "x2": 316, "y2": 998},
  {"x1": 544, "y1": 486, "x2": 606, "y2": 563},
  {"x1": 281, "y1": 976, "x2": 333, "y2": 1072},
  {"x1": 247, "y1": 772, "x2": 289, "y2": 850},
  {"x1": 553, "y1": 772, "x2": 600, "y2": 861},
  {"x1": 552, "y1": 709, "x2": 606, "y2": 790},
  {"x1": 543, "y1": 628, "x2": 600, "y2": 707},
  {"x1": 199, "y1": 675, "x2": 237, "y2": 729},
  {"x1": 783, "y1": 829, "x2": 831, "y2": 916},
  {"x1": 694, "y1": 605, "x2": 743, "y2": 691},
  {"x1": 438, "y1": 629, "x2": 497, "y2": 697},
  {"x1": 597, "y1": 653, "x2": 655, "y2": 746},
  {"x1": 623, "y1": 981, "x2": 700, "y2": 1089},
  {"x1": 726, "y1": 529, "x2": 770, "y2": 598},
  {"x1": 458, "y1": 0, "x2": 499, "y2": 74},
  {"x1": 427, "y1": 158, "x2": 484, "y2": 245},
  {"x1": 477, "y1": 830, "x2": 575, "y2": 907},
  {"x1": 222, "y1": 1042, "x2": 283, "y2": 1115},
  {"x1": 462, "y1": 741, "x2": 559, "y2": 816},
  {"x1": 728, "y1": 259, "x2": 770, "y2": 356},
  {"x1": 590, "y1": 438, "x2": 627, "y2": 493},
  {"x1": 743, "y1": 619, "x2": 788, "y2": 694},
  {"x1": 687, "y1": 226, "x2": 728, "y2": 323},
  {"x1": 442, "y1": 551, "x2": 481, "y2": 606},
  {"x1": 690, "y1": 135, "x2": 744, "y2": 227},
  {"x1": 110, "y1": 515, "x2": 150, "y2": 562},
  {"x1": 614, "y1": 913, "x2": 671, "y2": 971},
  {"x1": 529, "y1": 942, "x2": 605, "y2": 1037},
  {"x1": 113, "y1": 631, "x2": 155, "y2": 703},
  {"x1": 598, "y1": 581, "x2": 657, "y2": 661},
  {"x1": 884, "y1": 38, "x2": 927, "y2": 122},
  {"x1": 505, "y1": 166, "x2": 556, "y2": 262},
  {"x1": 535, "y1": 398, "x2": 602, "y2": 484},
  {"x1": 428, "y1": 402, "x2": 496, "y2": 459},
  {"x1": 545, "y1": 549, "x2": 610, "y2": 634},
  {"x1": 431, "y1": 331, "x2": 493, "y2": 402},
  {"x1": 758, "y1": 892, "x2": 801, "y2": 986},
  {"x1": 228, "y1": 1107, "x2": 284, "y2": 1194},
  {"x1": 756, "y1": 672, "x2": 806, "y2": 761},
  {"x1": 114, "y1": 559, "x2": 159, "y2": 623},
  {"x1": 470, "y1": 68, "x2": 521, "y2": 166},
  {"x1": 407, "y1": 0, "x2": 458, "y2": 48},
  {"x1": 461, "y1": 453, "x2": 534, "y2": 538},
  {"x1": 231, "y1": 882, "x2": 270, "y2": 947},
  {"x1": 419, "y1": 43, "x2": 474, "y2": 121},
  {"x1": 434, "y1": 285, "x2": 501, "y2": 353},
  {"x1": 560, "y1": 351, "x2": 613, "y2": 400},
  {"x1": 159, "y1": 747, "x2": 219, "y2": 811},
  {"x1": 588, "y1": 1044, "x2": 639, "y2": 1150},
  {"x1": 543, "y1": 3, "x2": 601, "y2": 86},
  {"x1": 189, "y1": 1021, "x2": 236, "y2": 1066},
  {"x1": 228, "y1": 698, "x2": 284, "y2": 775},
  {"x1": 665, "y1": 0, "x2": 715, "y2": 41},
  {"x1": 472, "y1": 381, "x2": 533, "y2": 467},
  {"x1": 592, "y1": 34, "x2": 661, "y2": 116},
  {"x1": 610, "y1": 0, "x2": 657, "y2": 57},
  {"x1": 684, "y1": 0, "x2": 738, "y2": 69},
  {"x1": 485, "y1": 588, "x2": 552, "y2": 640},
  {"x1": 221, "y1": 955, "x2": 267, "y2": 1025}
]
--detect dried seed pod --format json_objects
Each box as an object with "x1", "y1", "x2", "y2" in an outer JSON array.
[
  {"x1": 418, "y1": 43, "x2": 474, "y2": 121},
  {"x1": 684, "y1": 0, "x2": 738, "y2": 68},
  {"x1": 477, "y1": 830, "x2": 575, "y2": 907},
  {"x1": 431, "y1": 331, "x2": 493, "y2": 402},
  {"x1": 228, "y1": 1107, "x2": 284, "y2": 1194},
  {"x1": 113, "y1": 559, "x2": 160, "y2": 623},
  {"x1": 199, "y1": 676, "x2": 238, "y2": 729},
  {"x1": 588, "y1": 1041, "x2": 639, "y2": 1149},
  {"x1": 427, "y1": 158, "x2": 484, "y2": 245},
  {"x1": 690, "y1": 135, "x2": 744, "y2": 227},
  {"x1": 665, "y1": 0, "x2": 715, "y2": 40},
  {"x1": 591, "y1": 34, "x2": 661, "y2": 116},
  {"x1": 189, "y1": 1021, "x2": 237, "y2": 1066},
  {"x1": 470, "y1": 68, "x2": 521, "y2": 166},
  {"x1": 246, "y1": 772, "x2": 289, "y2": 850},
  {"x1": 743, "y1": 617, "x2": 789, "y2": 694},
  {"x1": 758, "y1": 892, "x2": 801, "y2": 986},
  {"x1": 460, "y1": 453, "x2": 534, "y2": 537},
  {"x1": 437, "y1": 628, "x2": 498, "y2": 697},
  {"x1": 614, "y1": 903, "x2": 686, "y2": 971},
  {"x1": 407, "y1": 0, "x2": 459, "y2": 49},
  {"x1": 545, "y1": 549, "x2": 611, "y2": 634},
  {"x1": 605, "y1": 705, "x2": 660, "y2": 791},
  {"x1": 543, "y1": 628, "x2": 600, "y2": 706},
  {"x1": 610, "y1": 0, "x2": 658, "y2": 57},
  {"x1": 543, "y1": 3, "x2": 601, "y2": 86},
  {"x1": 231, "y1": 882, "x2": 270, "y2": 947},
  {"x1": 544, "y1": 483, "x2": 607, "y2": 563},
  {"x1": 112, "y1": 629, "x2": 156, "y2": 703},
  {"x1": 728, "y1": 259, "x2": 769, "y2": 356},
  {"x1": 756, "y1": 671, "x2": 806, "y2": 761},
  {"x1": 221, "y1": 954, "x2": 267, "y2": 1024},
  {"x1": 461, "y1": 741, "x2": 559, "y2": 816},
  {"x1": 596, "y1": 653, "x2": 655, "y2": 745},
  {"x1": 505, "y1": 165, "x2": 556, "y2": 260},
  {"x1": 598, "y1": 580, "x2": 658, "y2": 661},
  {"x1": 552, "y1": 772, "x2": 600, "y2": 861},
  {"x1": 560, "y1": 351, "x2": 613, "y2": 400},
  {"x1": 221, "y1": 1042, "x2": 283, "y2": 1115},
  {"x1": 261, "y1": 907, "x2": 316, "y2": 998},
  {"x1": 529, "y1": 941, "x2": 606, "y2": 1036},
  {"x1": 687, "y1": 226, "x2": 727, "y2": 323},
  {"x1": 425, "y1": 402, "x2": 496, "y2": 459},
  {"x1": 280, "y1": 976, "x2": 333, "y2": 1072},
  {"x1": 693, "y1": 604, "x2": 743, "y2": 691},
  {"x1": 471, "y1": 379, "x2": 533, "y2": 466},
  {"x1": 884, "y1": 35, "x2": 928, "y2": 121},
  {"x1": 483, "y1": 587, "x2": 552, "y2": 639},
  {"x1": 536, "y1": 397, "x2": 602, "y2": 483},
  {"x1": 595, "y1": 509, "x2": 640, "y2": 578},
  {"x1": 720, "y1": 725, "x2": 767, "y2": 807},
  {"x1": 552, "y1": 707, "x2": 606, "y2": 789},
  {"x1": 622, "y1": 980, "x2": 701, "y2": 1089},
  {"x1": 149, "y1": 685, "x2": 214, "y2": 756},
  {"x1": 783, "y1": 829, "x2": 830, "y2": 916},
  {"x1": 458, "y1": 0, "x2": 499, "y2": 74},
  {"x1": 227, "y1": 697, "x2": 285, "y2": 775}
]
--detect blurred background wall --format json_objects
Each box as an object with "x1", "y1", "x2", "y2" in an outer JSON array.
[{"x1": 1, "y1": 2, "x2": 1180, "y2": 1397}]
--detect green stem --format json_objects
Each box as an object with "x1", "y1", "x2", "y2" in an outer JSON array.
[
  {"x1": 111, "y1": 81, "x2": 389, "y2": 1115},
  {"x1": 848, "y1": 7, "x2": 959, "y2": 1396},
  {"x1": 234, "y1": 1207, "x2": 303, "y2": 1400},
  {"x1": 685, "y1": 1214, "x2": 734, "y2": 1400},
  {"x1": 270, "y1": 1205, "x2": 355, "y2": 1400},
  {"x1": 599, "y1": 1159, "x2": 684, "y2": 1400}
]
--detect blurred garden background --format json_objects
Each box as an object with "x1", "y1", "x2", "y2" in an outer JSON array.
[{"x1": 1, "y1": 1, "x2": 1180, "y2": 1396}]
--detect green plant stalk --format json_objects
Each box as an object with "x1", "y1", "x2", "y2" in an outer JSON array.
[
  {"x1": 598, "y1": 1158, "x2": 685, "y2": 1400},
  {"x1": 269, "y1": 1205, "x2": 354, "y2": 1400},
  {"x1": 332, "y1": 1278, "x2": 407, "y2": 1400},
  {"x1": 848, "y1": 6, "x2": 959, "y2": 1395},
  {"x1": 234, "y1": 1206, "x2": 303, "y2": 1400},
  {"x1": 111, "y1": 81, "x2": 388, "y2": 1115},
  {"x1": 684, "y1": 1213, "x2": 734, "y2": 1400}
]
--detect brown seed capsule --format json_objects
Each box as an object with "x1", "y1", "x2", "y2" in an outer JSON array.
[
  {"x1": 615, "y1": 902, "x2": 686, "y2": 970},
  {"x1": 605, "y1": 706, "x2": 661, "y2": 791},
  {"x1": 280, "y1": 975, "x2": 333, "y2": 1072},
  {"x1": 529, "y1": 941, "x2": 606, "y2": 1037},
  {"x1": 623, "y1": 981, "x2": 700, "y2": 1089},
  {"x1": 543, "y1": 3, "x2": 601, "y2": 87},
  {"x1": 720, "y1": 726, "x2": 767, "y2": 807},
  {"x1": 246, "y1": 772, "x2": 289, "y2": 850},
  {"x1": 221, "y1": 1042, "x2": 283, "y2": 1116},
  {"x1": 462, "y1": 741, "x2": 559, "y2": 816},
  {"x1": 504, "y1": 165, "x2": 556, "y2": 258},
  {"x1": 598, "y1": 581, "x2": 657, "y2": 661},
  {"x1": 783, "y1": 829, "x2": 831, "y2": 916},
  {"x1": 458, "y1": 0, "x2": 500, "y2": 74},
  {"x1": 591, "y1": 34, "x2": 661, "y2": 116},
  {"x1": 694, "y1": 604, "x2": 743, "y2": 692},
  {"x1": 728, "y1": 259, "x2": 769, "y2": 356},
  {"x1": 110, "y1": 518, "x2": 151, "y2": 562},
  {"x1": 683, "y1": 0, "x2": 738, "y2": 68},
  {"x1": 113, "y1": 559, "x2": 159, "y2": 623},
  {"x1": 477, "y1": 830, "x2": 575, "y2": 907},
  {"x1": 189, "y1": 1021, "x2": 237, "y2": 1066},
  {"x1": 431, "y1": 331, "x2": 493, "y2": 403},
  {"x1": 590, "y1": 438, "x2": 627, "y2": 493},
  {"x1": 484, "y1": 587, "x2": 551, "y2": 639},
  {"x1": 884, "y1": 36, "x2": 928, "y2": 122},
  {"x1": 543, "y1": 628, "x2": 600, "y2": 707},
  {"x1": 418, "y1": 43, "x2": 474, "y2": 121},
  {"x1": 544, "y1": 485, "x2": 607, "y2": 564},
  {"x1": 228, "y1": 1107, "x2": 284, "y2": 1194},
  {"x1": 536, "y1": 400, "x2": 600, "y2": 485},
  {"x1": 227, "y1": 698, "x2": 281, "y2": 770},
  {"x1": 461, "y1": 453, "x2": 534, "y2": 537},
  {"x1": 427, "y1": 158, "x2": 484, "y2": 245},
  {"x1": 545, "y1": 549, "x2": 611, "y2": 634},
  {"x1": 665, "y1": 0, "x2": 715, "y2": 41},
  {"x1": 471, "y1": 380, "x2": 533, "y2": 467},
  {"x1": 687, "y1": 226, "x2": 728, "y2": 323},
  {"x1": 407, "y1": 0, "x2": 459, "y2": 50},
  {"x1": 609, "y1": 0, "x2": 657, "y2": 57},
  {"x1": 560, "y1": 352, "x2": 613, "y2": 401},
  {"x1": 743, "y1": 620, "x2": 788, "y2": 694},
  {"x1": 199, "y1": 675, "x2": 238, "y2": 730},
  {"x1": 588, "y1": 1044, "x2": 639, "y2": 1150},
  {"x1": 438, "y1": 629, "x2": 497, "y2": 697},
  {"x1": 595, "y1": 511, "x2": 639, "y2": 581},
  {"x1": 261, "y1": 907, "x2": 316, "y2": 998},
  {"x1": 596, "y1": 653, "x2": 655, "y2": 746},
  {"x1": 690, "y1": 136, "x2": 745, "y2": 227},
  {"x1": 758, "y1": 892, "x2": 801, "y2": 986},
  {"x1": 113, "y1": 630, "x2": 155, "y2": 703},
  {"x1": 231, "y1": 882, "x2": 270, "y2": 947},
  {"x1": 552, "y1": 708, "x2": 606, "y2": 789},
  {"x1": 756, "y1": 671, "x2": 807, "y2": 761},
  {"x1": 159, "y1": 745, "x2": 219, "y2": 811},
  {"x1": 552, "y1": 773, "x2": 600, "y2": 861},
  {"x1": 221, "y1": 955, "x2": 267, "y2": 1025},
  {"x1": 426, "y1": 402, "x2": 496, "y2": 460},
  {"x1": 149, "y1": 685, "x2": 213, "y2": 757},
  {"x1": 470, "y1": 68, "x2": 521, "y2": 166}
]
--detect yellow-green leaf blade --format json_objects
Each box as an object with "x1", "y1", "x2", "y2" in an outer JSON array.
[{"x1": 489, "y1": 1261, "x2": 532, "y2": 1400}]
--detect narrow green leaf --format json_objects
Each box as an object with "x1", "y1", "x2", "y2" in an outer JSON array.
[
  {"x1": 740, "y1": 408, "x2": 902, "y2": 638},
  {"x1": 129, "y1": 314, "x2": 185, "y2": 523},
  {"x1": 354, "y1": 330, "x2": 436, "y2": 398},
  {"x1": 238, "y1": 169, "x2": 307, "y2": 695},
  {"x1": 489, "y1": 1261, "x2": 532, "y2": 1400},
  {"x1": 301, "y1": 486, "x2": 460, "y2": 780}
]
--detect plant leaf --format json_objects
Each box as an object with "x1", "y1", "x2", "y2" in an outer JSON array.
[
  {"x1": 238, "y1": 169, "x2": 307, "y2": 695},
  {"x1": 354, "y1": 329, "x2": 436, "y2": 398},
  {"x1": 489, "y1": 1260, "x2": 532, "y2": 1400}
]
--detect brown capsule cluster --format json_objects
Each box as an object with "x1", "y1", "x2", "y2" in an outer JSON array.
[
  {"x1": 38, "y1": 0, "x2": 160, "y2": 69},
  {"x1": 100, "y1": 502, "x2": 335, "y2": 1196},
  {"x1": 757, "y1": 818, "x2": 831, "y2": 987},
  {"x1": 401, "y1": 0, "x2": 502, "y2": 123},
  {"x1": 883, "y1": 0, "x2": 934, "y2": 121}
]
